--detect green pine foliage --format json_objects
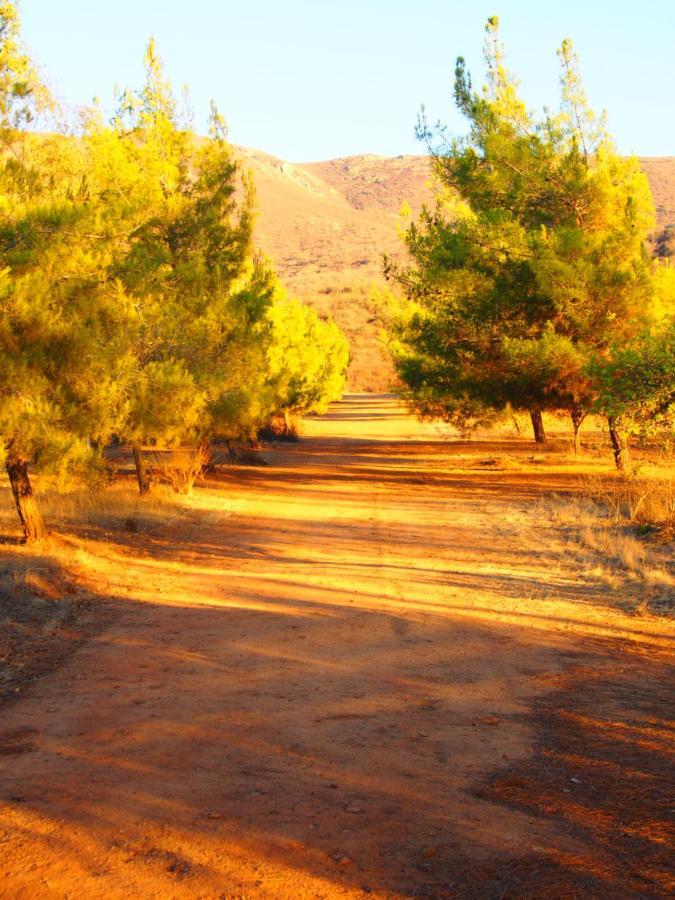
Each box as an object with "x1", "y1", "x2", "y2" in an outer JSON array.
[
  {"x1": 0, "y1": 4, "x2": 349, "y2": 535},
  {"x1": 591, "y1": 319, "x2": 675, "y2": 434},
  {"x1": 384, "y1": 17, "x2": 674, "y2": 462},
  {"x1": 0, "y1": 6, "x2": 137, "y2": 537},
  {"x1": 266, "y1": 286, "x2": 349, "y2": 426}
]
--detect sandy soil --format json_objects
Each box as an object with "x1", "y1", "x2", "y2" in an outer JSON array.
[{"x1": 0, "y1": 395, "x2": 673, "y2": 898}]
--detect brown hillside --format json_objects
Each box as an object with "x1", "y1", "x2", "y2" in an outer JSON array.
[
  {"x1": 237, "y1": 148, "x2": 433, "y2": 390},
  {"x1": 238, "y1": 148, "x2": 432, "y2": 281},
  {"x1": 239, "y1": 148, "x2": 675, "y2": 390},
  {"x1": 640, "y1": 157, "x2": 675, "y2": 226}
]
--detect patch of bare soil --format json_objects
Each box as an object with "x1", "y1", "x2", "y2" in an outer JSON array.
[
  {"x1": 0, "y1": 394, "x2": 673, "y2": 899},
  {"x1": 473, "y1": 638, "x2": 674, "y2": 898},
  {"x1": 0, "y1": 548, "x2": 112, "y2": 709}
]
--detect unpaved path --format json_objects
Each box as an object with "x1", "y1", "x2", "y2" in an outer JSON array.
[{"x1": 1, "y1": 395, "x2": 673, "y2": 898}]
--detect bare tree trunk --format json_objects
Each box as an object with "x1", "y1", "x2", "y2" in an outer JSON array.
[
  {"x1": 529, "y1": 409, "x2": 547, "y2": 445},
  {"x1": 608, "y1": 417, "x2": 632, "y2": 473},
  {"x1": 5, "y1": 451, "x2": 47, "y2": 543},
  {"x1": 510, "y1": 413, "x2": 521, "y2": 435},
  {"x1": 570, "y1": 407, "x2": 586, "y2": 455},
  {"x1": 132, "y1": 443, "x2": 150, "y2": 495}
]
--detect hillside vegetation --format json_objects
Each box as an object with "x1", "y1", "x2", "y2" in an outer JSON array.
[{"x1": 240, "y1": 148, "x2": 675, "y2": 390}]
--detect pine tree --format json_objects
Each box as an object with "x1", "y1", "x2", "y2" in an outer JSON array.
[
  {"x1": 386, "y1": 18, "x2": 669, "y2": 464},
  {"x1": 0, "y1": 2, "x2": 135, "y2": 539},
  {"x1": 590, "y1": 283, "x2": 675, "y2": 468},
  {"x1": 105, "y1": 42, "x2": 270, "y2": 491},
  {"x1": 266, "y1": 287, "x2": 349, "y2": 434}
]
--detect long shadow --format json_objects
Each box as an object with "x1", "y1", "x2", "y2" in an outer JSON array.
[
  {"x1": 0, "y1": 545, "x2": 115, "y2": 708},
  {"x1": 0, "y1": 400, "x2": 672, "y2": 896},
  {"x1": 111, "y1": 437, "x2": 594, "y2": 502},
  {"x1": 1, "y1": 581, "x2": 672, "y2": 897},
  {"x1": 474, "y1": 637, "x2": 675, "y2": 898}
]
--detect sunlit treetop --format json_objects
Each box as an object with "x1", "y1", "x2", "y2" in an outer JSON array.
[{"x1": 0, "y1": 0, "x2": 51, "y2": 134}]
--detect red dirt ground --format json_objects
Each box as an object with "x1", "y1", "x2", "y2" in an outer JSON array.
[{"x1": 0, "y1": 395, "x2": 673, "y2": 898}]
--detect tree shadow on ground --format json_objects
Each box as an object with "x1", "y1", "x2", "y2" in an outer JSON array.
[
  {"x1": 476, "y1": 638, "x2": 674, "y2": 898},
  {"x1": 0, "y1": 400, "x2": 672, "y2": 897},
  {"x1": 1, "y1": 583, "x2": 672, "y2": 897}
]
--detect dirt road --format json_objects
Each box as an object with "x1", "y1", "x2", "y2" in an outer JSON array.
[{"x1": 1, "y1": 395, "x2": 673, "y2": 898}]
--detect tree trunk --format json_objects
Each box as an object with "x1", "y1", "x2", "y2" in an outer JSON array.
[
  {"x1": 529, "y1": 409, "x2": 547, "y2": 445},
  {"x1": 5, "y1": 453, "x2": 47, "y2": 543},
  {"x1": 608, "y1": 417, "x2": 632, "y2": 473},
  {"x1": 570, "y1": 407, "x2": 586, "y2": 455},
  {"x1": 132, "y1": 443, "x2": 150, "y2": 495},
  {"x1": 282, "y1": 408, "x2": 292, "y2": 437}
]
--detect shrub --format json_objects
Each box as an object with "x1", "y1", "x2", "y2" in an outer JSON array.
[
  {"x1": 582, "y1": 473, "x2": 675, "y2": 529},
  {"x1": 151, "y1": 447, "x2": 209, "y2": 495}
]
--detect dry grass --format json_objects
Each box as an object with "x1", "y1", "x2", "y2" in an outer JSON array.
[
  {"x1": 149, "y1": 447, "x2": 209, "y2": 495},
  {"x1": 0, "y1": 471, "x2": 189, "y2": 700},
  {"x1": 546, "y1": 485, "x2": 674, "y2": 616},
  {"x1": 478, "y1": 430, "x2": 675, "y2": 617},
  {"x1": 581, "y1": 472, "x2": 675, "y2": 529},
  {"x1": 0, "y1": 477, "x2": 183, "y2": 541},
  {"x1": 0, "y1": 529, "x2": 87, "y2": 701}
]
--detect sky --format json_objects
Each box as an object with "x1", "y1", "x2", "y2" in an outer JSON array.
[{"x1": 22, "y1": 0, "x2": 675, "y2": 162}]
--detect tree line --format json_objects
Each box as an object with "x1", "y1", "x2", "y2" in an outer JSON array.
[
  {"x1": 384, "y1": 18, "x2": 674, "y2": 469},
  {"x1": 0, "y1": 2, "x2": 348, "y2": 541}
]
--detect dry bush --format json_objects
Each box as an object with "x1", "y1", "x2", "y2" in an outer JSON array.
[
  {"x1": 576, "y1": 523, "x2": 671, "y2": 587},
  {"x1": 581, "y1": 473, "x2": 675, "y2": 529},
  {"x1": 150, "y1": 447, "x2": 209, "y2": 495},
  {"x1": 258, "y1": 414, "x2": 300, "y2": 442},
  {"x1": 0, "y1": 478, "x2": 180, "y2": 539},
  {"x1": 546, "y1": 488, "x2": 674, "y2": 616}
]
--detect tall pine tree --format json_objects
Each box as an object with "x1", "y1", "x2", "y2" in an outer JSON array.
[
  {"x1": 0, "y1": 2, "x2": 135, "y2": 539},
  {"x1": 386, "y1": 18, "x2": 668, "y2": 464}
]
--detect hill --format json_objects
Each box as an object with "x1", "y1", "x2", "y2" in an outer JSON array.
[
  {"x1": 237, "y1": 148, "x2": 432, "y2": 389},
  {"x1": 641, "y1": 157, "x2": 675, "y2": 226},
  {"x1": 240, "y1": 148, "x2": 675, "y2": 390}
]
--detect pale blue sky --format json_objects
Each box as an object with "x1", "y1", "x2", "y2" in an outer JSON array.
[{"x1": 22, "y1": 0, "x2": 675, "y2": 161}]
